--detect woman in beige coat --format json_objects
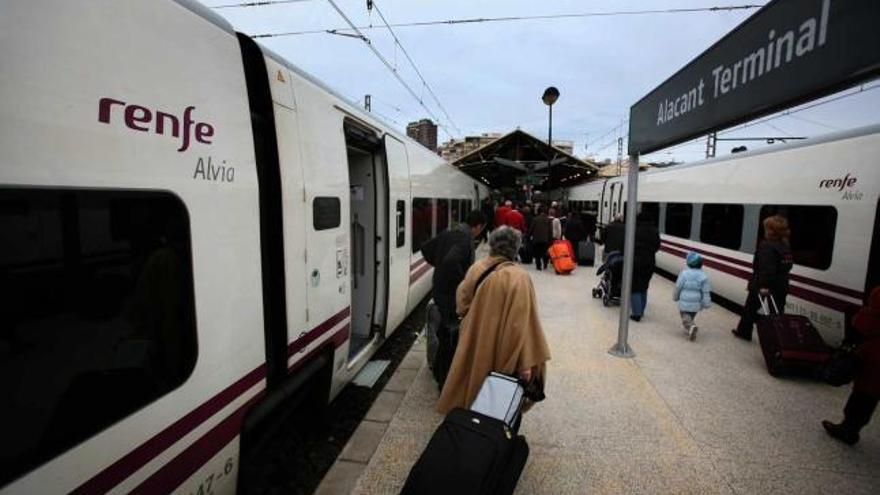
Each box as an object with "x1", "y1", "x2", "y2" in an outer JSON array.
[{"x1": 437, "y1": 226, "x2": 551, "y2": 414}]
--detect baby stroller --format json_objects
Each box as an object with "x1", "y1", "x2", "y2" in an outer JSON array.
[{"x1": 592, "y1": 250, "x2": 622, "y2": 306}]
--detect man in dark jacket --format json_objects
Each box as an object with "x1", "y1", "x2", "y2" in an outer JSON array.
[
  {"x1": 421, "y1": 210, "x2": 486, "y2": 388},
  {"x1": 530, "y1": 209, "x2": 553, "y2": 270},
  {"x1": 601, "y1": 215, "x2": 625, "y2": 262},
  {"x1": 630, "y1": 213, "x2": 661, "y2": 321},
  {"x1": 564, "y1": 212, "x2": 586, "y2": 246},
  {"x1": 422, "y1": 210, "x2": 487, "y2": 322}
]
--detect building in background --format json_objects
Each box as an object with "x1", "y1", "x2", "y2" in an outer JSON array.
[
  {"x1": 438, "y1": 133, "x2": 503, "y2": 162},
  {"x1": 406, "y1": 119, "x2": 438, "y2": 151}
]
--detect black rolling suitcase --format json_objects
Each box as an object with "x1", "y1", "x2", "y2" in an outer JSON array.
[
  {"x1": 400, "y1": 408, "x2": 528, "y2": 495},
  {"x1": 402, "y1": 373, "x2": 530, "y2": 495},
  {"x1": 519, "y1": 241, "x2": 533, "y2": 264},
  {"x1": 756, "y1": 296, "x2": 832, "y2": 377},
  {"x1": 577, "y1": 240, "x2": 595, "y2": 266}
]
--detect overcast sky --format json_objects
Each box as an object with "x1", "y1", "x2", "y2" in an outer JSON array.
[{"x1": 204, "y1": 0, "x2": 880, "y2": 163}]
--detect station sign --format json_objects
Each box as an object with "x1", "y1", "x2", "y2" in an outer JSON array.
[{"x1": 628, "y1": 0, "x2": 880, "y2": 155}]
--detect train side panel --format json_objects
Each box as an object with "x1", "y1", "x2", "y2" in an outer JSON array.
[
  {"x1": 568, "y1": 128, "x2": 880, "y2": 343},
  {"x1": 1, "y1": 1, "x2": 264, "y2": 493}
]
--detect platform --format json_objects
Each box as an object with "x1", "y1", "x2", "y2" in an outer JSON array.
[{"x1": 320, "y1": 263, "x2": 879, "y2": 494}]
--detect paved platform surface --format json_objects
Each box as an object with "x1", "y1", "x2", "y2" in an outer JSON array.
[{"x1": 322, "y1": 262, "x2": 879, "y2": 494}]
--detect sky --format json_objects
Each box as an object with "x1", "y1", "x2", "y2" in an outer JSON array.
[{"x1": 203, "y1": 0, "x2": 880, "y2": 164}]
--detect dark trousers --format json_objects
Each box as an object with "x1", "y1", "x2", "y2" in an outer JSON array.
[
  {"x1": 842, "y1": 389, "x2": 878, "y2": 433},
  {"x1": 735, "y1": 289, "x2": 787, "y2": 338},
  {"x1": 631, "y1": 291, "x2": 648, "y2": 317},
  {"x1": 533, "y1": 241, "x2": 550, "y2": 270},
  {"x1": 433, "y1": 320, "x2": 459, "y2": 390}
]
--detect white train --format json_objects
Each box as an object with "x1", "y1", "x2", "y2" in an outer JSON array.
[
  {"x1": 0, "y1": 1, "x2": 485, "y2": 493},
  {"x1": 567, "y1": 125, "x2": 880, "y2": 343}
]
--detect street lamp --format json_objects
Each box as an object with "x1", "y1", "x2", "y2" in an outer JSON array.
[{"x1": 542, "y1": 86, "x2": 560, "y2": 197}]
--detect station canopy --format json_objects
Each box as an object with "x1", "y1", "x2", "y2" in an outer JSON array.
[{"x1": 452, "y1": 129, "x2": 600, "y2": 190}]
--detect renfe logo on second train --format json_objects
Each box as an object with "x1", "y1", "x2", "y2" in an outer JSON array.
[
  {"x1": 98, "y1": 97, "x2": 214, "y2": 152},
  {"x1": 819, "y1": 173, "x2": 857, "y2": 191}
]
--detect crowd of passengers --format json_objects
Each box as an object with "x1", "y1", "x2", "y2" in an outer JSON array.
[{"x1": 419, "y1": 198, "x2": 879, "y2": 446}]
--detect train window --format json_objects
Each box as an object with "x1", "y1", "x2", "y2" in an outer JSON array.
[
  {"x1": 396, "y1": 200, "x2": 405, "y2": 248},
  {"x1": 665, "y1": 203, "x2": 693, "y2": 238},
  {"x1": 701, "y1": 204, "x2": 744, "y2": 250},
  {"x1": 758, "y1": 205, "x2": 837, "y2": 270},
  {"x1": 450, "y1": 199, "x2": 461, "y2": 228},
  {"x1": 412, "y1": 197, "x2": 432, "y2": 253},
  {"x1": 0, "y1": 188, "x2": 196, "y2": 486},
  {"x1": 639, "y1": 202, "x2": 660, "y2": 228},
  {"x1": 313, "y1": 197, "x2": 341, "y2": 230},
  {"x1": 436, "y1": 199, "x2": 449, "y2": 234}
]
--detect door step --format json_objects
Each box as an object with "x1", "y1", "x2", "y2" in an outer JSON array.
[{"x1": 352, "y1": 360, "x2": 391, "y2": 388}]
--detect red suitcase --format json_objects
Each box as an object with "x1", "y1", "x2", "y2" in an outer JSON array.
[{"x1": 756, "y1": 296, "x2": 831, "y2": 377}]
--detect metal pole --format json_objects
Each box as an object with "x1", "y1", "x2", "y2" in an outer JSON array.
[
  {"x1": 548, "y1": 103, "x2": 553, "y2": 197},
  {"x1": 609, "y1": 153, "x2": 638, "y2": 358}
]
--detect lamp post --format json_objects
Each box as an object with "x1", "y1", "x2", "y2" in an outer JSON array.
[{"x1": 542, "y1": 86, "x2": 559, "y2": 198}]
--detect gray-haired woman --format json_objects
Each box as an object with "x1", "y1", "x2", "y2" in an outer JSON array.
[{"x1": 438, "y1": 226, "x2": 551, "y2": 412}]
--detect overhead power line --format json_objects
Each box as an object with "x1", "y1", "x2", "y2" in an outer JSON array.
[
  {"x1": 324, "y1": 0, "x2": 456, "y2": 139},
  {"x1": 212, "y1": 0, "x2": 310, "y2": 9},
  {"x1": 249, "y1": 5, "x2": 763, "y2": 38},
  {"x1": 586, "y1": 120, "x2": 628, "y2": 150},
  {"x1": 370, "y1": 1, "x2": 461, "y2": 135}
]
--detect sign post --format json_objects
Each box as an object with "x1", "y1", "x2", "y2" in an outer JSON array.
[
  {"x1": 608, "y1": 0, "x2": 880, "y2": 358},
  {"x1": 608, "y1": 153, "x2": 638, "y2": 358}
]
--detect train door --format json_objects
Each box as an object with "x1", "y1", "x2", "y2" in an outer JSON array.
[
  {"x1": 344, "y1": 121, "x2": 389, "y2": 360},
  {"x1": 385, "y1": 135, "x2": 410, "y2": 333},
  {"x1": 599, "y1": 180, "x2": 610, "y2": 226},
  {"x1": 263, "y1": 57, "x2": 308, "y2": 380}
]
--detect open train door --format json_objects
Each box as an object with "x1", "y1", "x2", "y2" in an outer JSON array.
[
  {"x1": 384, "y1": 135, "x2": 411, "y2": 332},
  {"x1": 343, "y1": 120, "x2": 390, "y2": 360}
]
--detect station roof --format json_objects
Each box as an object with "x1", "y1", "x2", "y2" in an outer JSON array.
[{"x1": 452, "y1": 129, "x2": 600, "y2": 190}]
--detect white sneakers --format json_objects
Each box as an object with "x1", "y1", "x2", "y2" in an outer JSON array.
[{"x1": 688, "y1": 325, "x2": 699, "y2": 341}]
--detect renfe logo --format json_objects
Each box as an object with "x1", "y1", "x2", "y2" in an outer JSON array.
[
  {"x1": 819, "y1": 173, "x2": 857, "y2": 191},
  {"x1": 98, "y1": 97, "x2": 214, "y2": 152}
]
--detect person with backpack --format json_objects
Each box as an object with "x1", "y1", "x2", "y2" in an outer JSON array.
[
  {"x1": 421, "y1": 210, "x2": 487, "y2": 387},
  {"x1": 437, "y1": 226, "x2": 551, "y2": 414},
  {"x1": 673, "y1": 252, "x2": 712, "y2": 341}
]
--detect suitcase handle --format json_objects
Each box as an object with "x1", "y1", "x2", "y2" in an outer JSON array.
[{"x1": 759, "y1": 295, "x2": 780, "y2": 316}]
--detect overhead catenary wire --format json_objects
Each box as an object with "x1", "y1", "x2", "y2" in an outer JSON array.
[
  {"x1": 585, "y1": 120, "x2": 628, "y2": 150},
  {"x1": 370, "y1": 0, "x2": 461, "y2": 136},
  {"x1": 212, "y1": 0, "x2": 310, "y2": 9},
  {"x1": 248, "y1": 5, "x2": 763, "y2": 38},
  {"x1": 323, "y1": 0, "x2": 456, "y2": 139}
]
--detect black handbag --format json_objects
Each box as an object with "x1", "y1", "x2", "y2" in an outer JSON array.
[{"x1": 821, "y1": 344, "x2": 857, "y2": 387}]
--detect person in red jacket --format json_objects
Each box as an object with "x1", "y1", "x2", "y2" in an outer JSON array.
[
  {"x1": 823, "y1": 286, "x2": 880, "y2": 445},
  {"x1": 494, "y1": 200, "x2": 512, "y2": 229},
  {"x1": 503, "y1": 205, "x2": 526, "y2": 233}
]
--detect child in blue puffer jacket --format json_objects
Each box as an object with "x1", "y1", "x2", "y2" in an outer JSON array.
[{"x1": 673, "y1": 252, "x2": 712, "y2": 341}]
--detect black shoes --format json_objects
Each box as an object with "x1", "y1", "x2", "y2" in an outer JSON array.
[
  {"x1": 731, "y1": 329, "x2": 752, "y2": 341},
  {"x1": 630, "y1": 315, "x2": 642, "y2": 322},
  {"x1": 822, "y1": 420, "x2": 859, "y2": 445}
]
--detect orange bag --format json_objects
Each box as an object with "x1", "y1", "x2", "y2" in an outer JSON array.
[{"x1": 548, "y1": 240, "x2": 575, "y2": 274}]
